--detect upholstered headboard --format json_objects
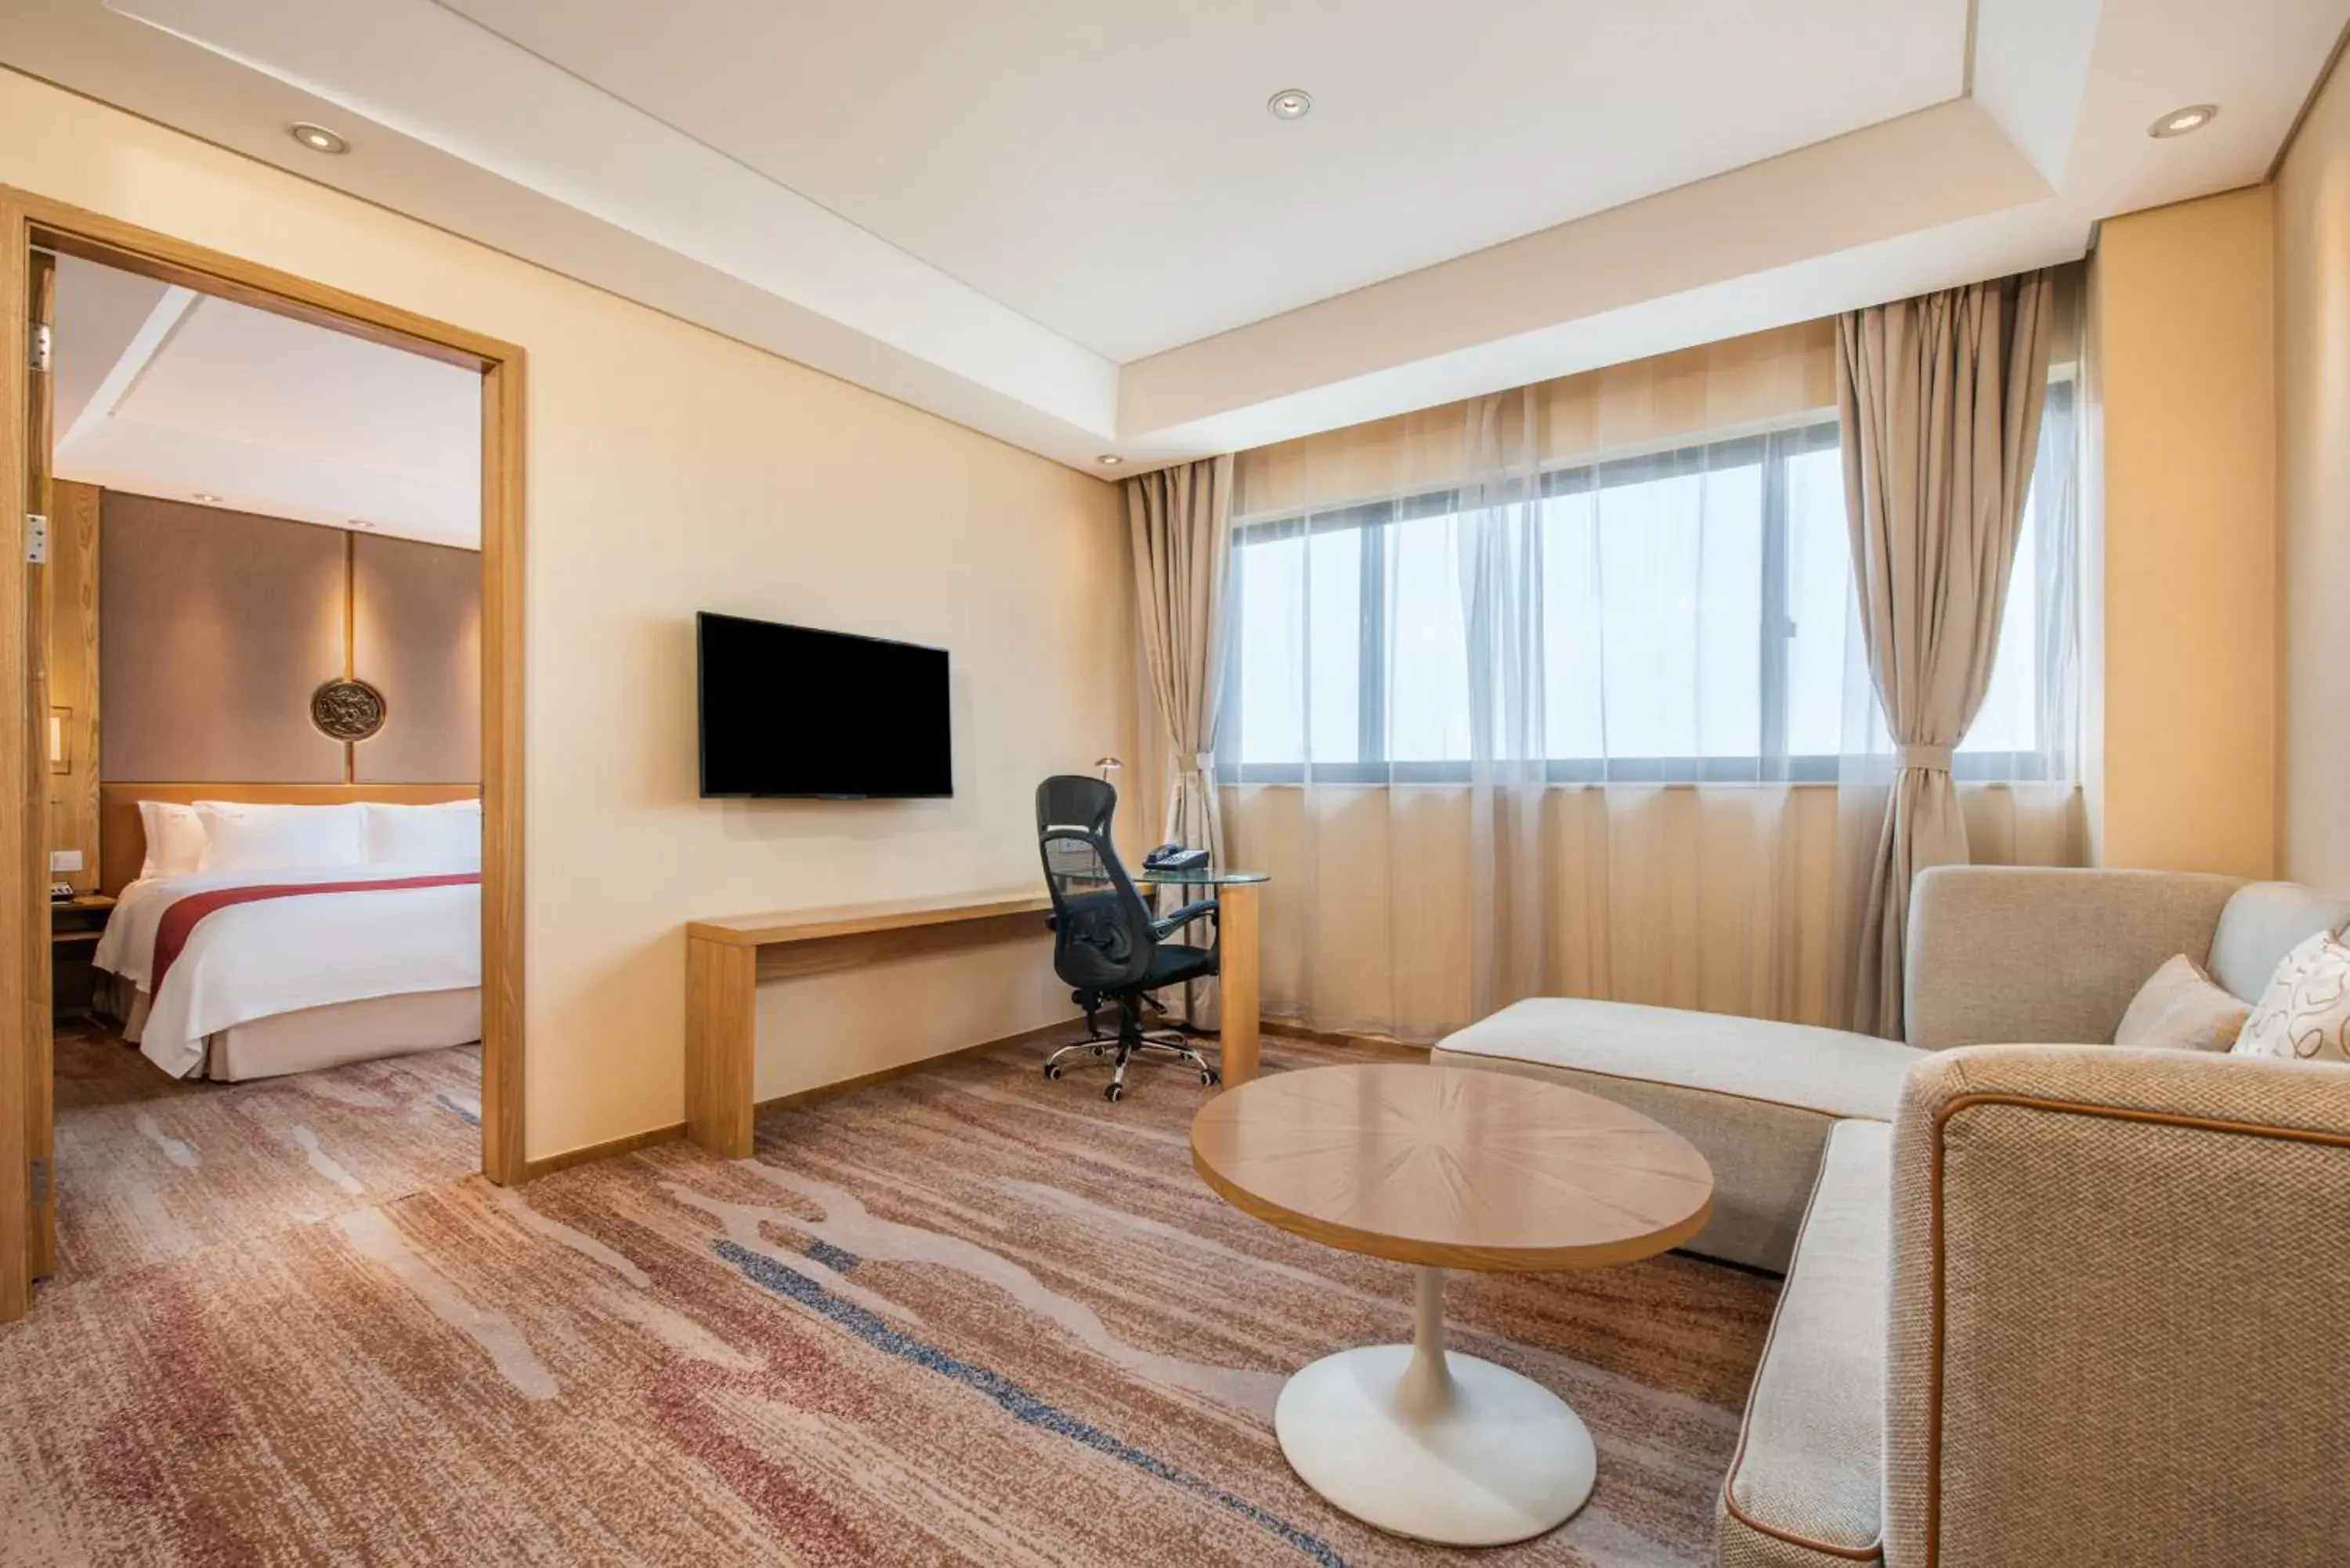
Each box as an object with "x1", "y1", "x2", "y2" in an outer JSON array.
[{"x1": 98, "y1": 782, "x2": 480, "y2": 896}]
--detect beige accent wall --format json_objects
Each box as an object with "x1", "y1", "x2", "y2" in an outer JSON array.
[
  {"x1": 2274, "y1": 56, "x2": 2350, "y2": 894},
  {"x1": 0, "y1": 68, "x2": 1135, "y2": 1162},
  {"x1": 100, "y1": 493, "x2": 349, "y2": 783},
  {"x1": 101, "y1": 496, "x2": 483, "y2": 786},
  {"x1": 351, "y1": 533, "x2": 482, "y2": 784},
  {"x1": 2084, "y1": 186, "x2": 2278, "y2": 879}
]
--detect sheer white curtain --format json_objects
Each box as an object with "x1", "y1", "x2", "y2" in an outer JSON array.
[{"x1": 1220, "y1": 308, "x2": 2084, "y2": 1044}]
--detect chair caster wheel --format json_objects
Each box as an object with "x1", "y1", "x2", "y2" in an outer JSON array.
[
  {"x1": 1043, "y1": 1064, "x2": 1062, "y2": 1080},
  {"x1": 1200, "y1": 1069, "x2": 1220, "y2": 1086},
  {"x1": 1103, "y1": 1082, "x2": 1124, "y2": 1103},
  {"x1": 1090, "y1": 1044, "x2": 1107, "y2": 1057}
]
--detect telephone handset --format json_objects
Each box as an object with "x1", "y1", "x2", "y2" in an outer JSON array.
[{"x1": 1141, "y1": 843, "x2": 1210, "y2": 873}]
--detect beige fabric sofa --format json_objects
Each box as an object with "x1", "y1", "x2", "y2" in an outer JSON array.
[{"x1": 1432, "y1": 867, "x2": 2350, "y2": 1568}]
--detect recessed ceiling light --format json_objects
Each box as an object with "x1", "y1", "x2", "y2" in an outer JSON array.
[
  {"x1": 1095, "y1": 454, "x2": 1123, "y2": 467},
  {"x1": 191, "y1": 492, "x2": 222, "y2": 504},
  {"x1": 2149, "y1": 104, "x2": 2217, "y2": 139},
  {"x1": 1267, "y1": 89, "x2": 1313, "y2": 121},
  {"x1": 289, "y1": 122, "x2": 349, "y2": 155}
]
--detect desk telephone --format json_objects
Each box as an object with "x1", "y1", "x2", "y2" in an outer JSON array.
[{"x1": 1141, "y1": 843, "x2": 1211, "y2": 873}]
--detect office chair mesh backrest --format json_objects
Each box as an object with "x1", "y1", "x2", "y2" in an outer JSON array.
[{"x1": 1035, "y1": 776, "x2": 1157, "y2": 993}]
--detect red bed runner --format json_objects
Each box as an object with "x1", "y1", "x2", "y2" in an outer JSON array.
[{"x1": 150, "y1": 873, "x2": 481, "y2": 992}]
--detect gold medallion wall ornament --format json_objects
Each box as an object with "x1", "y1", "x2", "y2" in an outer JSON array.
[{"x1": 311, "y1": 678, "x2": 388, "y2": 741}]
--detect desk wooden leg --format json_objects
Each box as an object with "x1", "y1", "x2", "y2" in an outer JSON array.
[
  {"x1": 685, "y1": 936, "x2": 755, "y2": 1158},
  {"x1": 1219, "y1": 883, "x2": 1260, "y2": 1086}
]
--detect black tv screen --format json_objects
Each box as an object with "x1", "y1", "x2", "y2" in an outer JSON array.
[{"x1": 697, "y1": 612, "x2": 952, "y2": 798}]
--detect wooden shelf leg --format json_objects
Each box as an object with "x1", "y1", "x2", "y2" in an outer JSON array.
[{"x1": 685, "y1": 935, "x2": 755, "y2": 1158}]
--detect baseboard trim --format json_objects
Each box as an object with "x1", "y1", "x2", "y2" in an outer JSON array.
[
  {"x1": 1260, "y1": 1019, "x2": 1432, "y2": 1059},
  {"x1": 519, "y1": 1121, "x2": 688, "y2": 1180},
  {"x1": 515, "y1": 1015, "x2": 1414, "y2": 1181},
  {"x1": 753, "y1": 1016, "x2": 1083, "y2": 1115}
]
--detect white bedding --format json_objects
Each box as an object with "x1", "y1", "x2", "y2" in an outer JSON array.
[{"x1": 95, "y1": 861, "x2": 482, "y2": 1078}]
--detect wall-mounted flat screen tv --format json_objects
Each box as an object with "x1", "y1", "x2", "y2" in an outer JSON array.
[{"x1": 697, "y1": 612, "x2": 952, "y2": 799}]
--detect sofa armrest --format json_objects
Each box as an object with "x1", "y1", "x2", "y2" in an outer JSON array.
[
  {"x1": 1904, "y1": 866, "x2": 2241, "y2": 1049},
  {"x1": 1886, "y1": 1046, "x2": 2350, "y2": 1567}
]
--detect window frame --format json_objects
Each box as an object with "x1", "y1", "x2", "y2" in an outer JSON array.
[{"x1": 1217, "y1": 387, "x2": 2074, "y2": 788}]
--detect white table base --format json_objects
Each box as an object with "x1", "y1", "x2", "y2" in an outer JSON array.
[{"x1": 1273, "y1": 1266, "x2": 1595, "y2": 1547}]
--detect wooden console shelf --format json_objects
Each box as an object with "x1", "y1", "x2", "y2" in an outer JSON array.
[
  {"x1": 684, "y1": 880, "x2": 1263, "y2": 1158},
  {"x1": 685, "y1": 890, "x2": 1054, "y2": 1157},
  {"x1": 687, "y1": 890, "x2": 1054, "y2": 949}
]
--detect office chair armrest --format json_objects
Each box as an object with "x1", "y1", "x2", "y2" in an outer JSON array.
[{"x1": 1151, "y1": 899, "x2": 1218, "y2": 938}]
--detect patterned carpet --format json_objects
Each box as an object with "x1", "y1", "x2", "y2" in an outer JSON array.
[
  {"x1": 3, "y1": 1032, "x2": 1776, "y2": 1566},
  {"x1": 49, "y1": 1021, "x2": 483, "y2": 1287}
]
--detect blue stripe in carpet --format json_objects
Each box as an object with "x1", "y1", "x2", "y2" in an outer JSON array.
[
  {"x1": 802, "y1": 1237, "x2": 861, "y2": 1273},
  {"x1": 435, "y1": 1094, "x2": 481, "y2": 1127},
  {"x1": 716, "y1": 1240, "x2": 1344, "y2": 1566}
]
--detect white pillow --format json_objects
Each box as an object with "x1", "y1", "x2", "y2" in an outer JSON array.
[
  {"x1": 193, "y1": 802, "x2": 368, "y2": 875},
  {"x1": 365, "y1": 800, "x2": 481, "y2": 864},
  {"x1": 136, "y1": 800, "x2": 208, "y2": 880},
  {"x1": 2230, "y1": 930, "x2": 2350, "y2": 1064},
  {"x1": 2112, "y1": 954, "x2": 2248, "y2": 1051}
]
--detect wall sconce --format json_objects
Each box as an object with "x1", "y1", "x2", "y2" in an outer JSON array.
[{"x1": 49, "y1": 707, "x2": 68, "y2": 775}]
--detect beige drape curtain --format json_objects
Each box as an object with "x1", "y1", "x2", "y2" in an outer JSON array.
[
  {"x1": 1838, "y1": 271, "x2": 2057, "y2": 1036},
  {"x1": 1226, "y1": 323, "x2": 1883, "y2": 1042},
  {"x1": 1226, "y1": 782, "x2": 2084, "y2": 1039},
  {"x1": 1235, "y1": 320, "x2": 1840, "y2": 518},
  {"x1": 1217, "y1": 305, "x2": 2084, "y2": 1046},
  {"x1": 1126, "y1": 456, "x2": 1235, "y2": 1021}
]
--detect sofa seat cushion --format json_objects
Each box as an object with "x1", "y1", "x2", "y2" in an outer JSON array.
[
  {"x1": 1435, "y1": 999, "x2": 1921, "y2": 1118},
  {"x1": 1432, "y1": 999, "x2": 1922, "y2": 1270},
  {"x1": 1717, "y1": 1118, "x2": 1889, "y2": 1568}
]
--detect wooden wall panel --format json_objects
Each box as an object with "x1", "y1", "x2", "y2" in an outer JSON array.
[
  {"x1": 45, "y1": 479, "x2": 99, "y2": 893},
  {"x1": 99, "y1": 493, "x2": 345, "y2": 782},
  {"x1": 352, "y1": 533, "x2": 480, "y2": 783}
]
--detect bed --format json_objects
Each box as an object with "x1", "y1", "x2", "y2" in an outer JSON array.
[{"x1": 92, "y1": 785, "x2": 483, "y2": 1082}]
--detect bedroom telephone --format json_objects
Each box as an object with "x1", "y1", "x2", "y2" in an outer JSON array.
[{"x1": 1141, "y1": 843, "x2": 1211, "y2": 873}]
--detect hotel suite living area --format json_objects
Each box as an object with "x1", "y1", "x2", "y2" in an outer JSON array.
[{"x1": 1, "y1": 3, "x2": 2348, "y2": 1565}]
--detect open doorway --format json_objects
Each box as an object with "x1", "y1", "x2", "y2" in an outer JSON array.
[
  {"x1": 2, "y1": 193, "x2": 526, "y2": 1320},
  {"x1": 48, "y1": 248, "x2": 482, "y2": 1286}
]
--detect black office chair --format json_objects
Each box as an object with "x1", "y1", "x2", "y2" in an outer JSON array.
[{"x1": 1034, "y1": 775, "x2": 1220, "y2": 1100}]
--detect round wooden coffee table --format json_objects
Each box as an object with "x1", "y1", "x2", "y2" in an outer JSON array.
[{"x1": 1191, "y1": 1062, "x2": 1714, "y2": 1547}]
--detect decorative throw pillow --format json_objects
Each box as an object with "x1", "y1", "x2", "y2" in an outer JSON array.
[
  {"x1": 2113, "y1": 954, "x2": 2250, "y2": 1051},
  {"x1": 2231, "y1": 930, "x2": 2350, "y2": 1064}
]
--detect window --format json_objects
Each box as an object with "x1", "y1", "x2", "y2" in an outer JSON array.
[{"x1": 1220, "y1": 381, "x2": 2077, "y2": 784}]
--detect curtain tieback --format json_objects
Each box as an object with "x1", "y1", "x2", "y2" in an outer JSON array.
[
  {"x1": 1896, "y1": 743, "x2": 1954, "y2": 771},
  {"x1": 1189, "y1": 753, "x2": 1217, "y2": 773}
]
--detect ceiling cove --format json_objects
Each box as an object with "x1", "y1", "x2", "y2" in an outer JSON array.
[{"x1": 0, "y1": 0, "x2": 2338, "y2": 471}]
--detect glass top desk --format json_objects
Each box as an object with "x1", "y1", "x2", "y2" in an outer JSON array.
[
  {"x1": 1132, "y1": 868, "x2": 1271, "y2": 887},
  {"x1": 1131, "y1": 865, "x2": 1268, "y2": 1086}
]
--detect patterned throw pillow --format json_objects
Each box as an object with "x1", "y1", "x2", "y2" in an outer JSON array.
[
  {"x1": 2231, "y1": 930, "x2": 2350, "y2": 1064},
  {"x1": 2113, "y1": 954, "x2": 2250, "y2": 1051}
]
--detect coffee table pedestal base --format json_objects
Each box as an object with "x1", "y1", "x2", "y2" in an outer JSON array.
[{"x1": 1272, "y1": 1267, "x2": 1595, "y2": 1547}]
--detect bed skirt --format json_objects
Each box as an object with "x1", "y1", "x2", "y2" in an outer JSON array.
[{"x1": 96, "y1": 974, "x2": 482, "y2": 1082}]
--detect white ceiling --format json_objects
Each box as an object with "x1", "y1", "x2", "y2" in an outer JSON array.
[
  {"x1": 3, "y1": 0, "x2": 2345, "y2": 474},
  {"x1": 437, "y1": 0, "x2": 1970, "y2": 363},
  {"x1": 51, "y1": 254, "x2": 483, "y2": 547}
]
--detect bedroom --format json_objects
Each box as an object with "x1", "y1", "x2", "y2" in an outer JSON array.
[{"x1": 38, "y1": 248, "x2": 486, "y2": 1279}]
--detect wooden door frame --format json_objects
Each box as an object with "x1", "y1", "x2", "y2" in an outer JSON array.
[{"x1": 0, "y1": 189, "x2": 528, "y2": 1321}]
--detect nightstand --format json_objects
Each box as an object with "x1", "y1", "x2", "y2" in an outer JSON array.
[{"x1": 50, "y1": 894, "x2": 116, "y2": 1019}]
